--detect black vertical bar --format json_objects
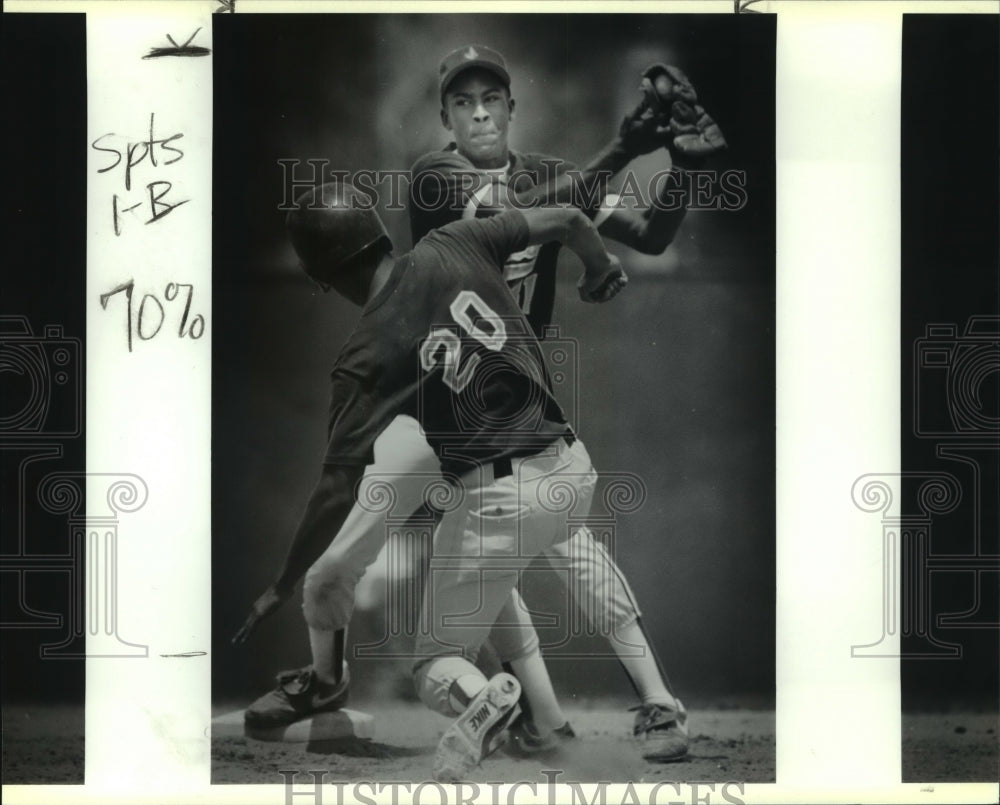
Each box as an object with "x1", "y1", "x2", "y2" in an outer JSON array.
[
  {"x1": 901, "y1": 13, "x2": 1000, "y2": 782},
  {"x1": 1, "y1": 12, "x2": 88, "y2": 784}
]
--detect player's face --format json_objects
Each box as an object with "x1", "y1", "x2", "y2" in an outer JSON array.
[{"x1": 441, "y1": 69, "x2": 514, "y2": 170}]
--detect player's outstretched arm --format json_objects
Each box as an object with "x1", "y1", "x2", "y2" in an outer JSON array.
[
  {"x1": 232, "y1": 463, "x2": 364, "y2": 645},
  {"x1": 504, "y1": 69, "x2": 701, "y2": 213},
  {"x1": 514, "y1": 65, "x2": 726, "y2": 257},
  {"x1": 503, "y1": 113, "x2": 657, "y2": 215},
  {"x1": 519, "y1": 207, "x2": 626, "y2": 303}
]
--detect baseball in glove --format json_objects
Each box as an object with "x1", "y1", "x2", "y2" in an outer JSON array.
[{"x1": 638, "y1": 64, "x2": 728, "y2": 160}]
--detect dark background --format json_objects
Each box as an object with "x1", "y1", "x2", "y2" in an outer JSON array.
[
  {"x1": 900, "y1": 14, "x2": 999, "y2": 713},
  {"x1": 212, "y1": 13, "x2": 777, "y2": 708},
  {"x1": 1, "y1": 12, "x2": 87, "y2": 783}
]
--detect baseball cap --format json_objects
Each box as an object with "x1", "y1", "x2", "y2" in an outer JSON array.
[{"x1": 439, "y1": 44, "x2": 511, "y2": 101}]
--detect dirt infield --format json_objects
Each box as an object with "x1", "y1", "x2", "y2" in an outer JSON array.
[
  {"x1": 6, "y1": 704, "x2": 995, "y2": 786},
  {"x1": 903, "y1": 712, "x2": 999, "y2": 783},
  {"x1": 1, "y1": 704, "x2": 84, "y2": 784},
  {"x1": 211, "y1": 702, "x2": 775, "y2": 785}
]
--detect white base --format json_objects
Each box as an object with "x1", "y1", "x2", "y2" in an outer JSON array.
[{"x1": 213, "y1": 708, "x2": 375, "y2": 742}]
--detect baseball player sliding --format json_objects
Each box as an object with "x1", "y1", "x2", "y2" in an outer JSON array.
[{"x1": 234, "y1": 180, "x2": 624, "y2": 782}]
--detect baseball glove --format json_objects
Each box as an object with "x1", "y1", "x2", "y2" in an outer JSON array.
[{"x1": 639, "y1": 64, "x2": 728, "y2": 160}]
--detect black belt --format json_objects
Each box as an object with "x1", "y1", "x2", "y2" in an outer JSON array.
[
  {"x1": 492, "y1": 431, "x2": 576, "y2": 480},
  {"x1": 492, "y1": 456, "x2": 514, "y2": 479}
]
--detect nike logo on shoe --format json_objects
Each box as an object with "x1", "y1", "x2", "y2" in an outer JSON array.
[
  {"x1": 469, "y1": 703, "x2": 492, "y2": 732},
  {"x1": 433, "y1": 672, "x2": 521, "y2": 782}
]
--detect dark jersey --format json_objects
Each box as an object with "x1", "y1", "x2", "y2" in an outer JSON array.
[
  {"x1": 324, "y1": 212, "x2": 567, "y2": 476},
  {"x1": 408, "y1": 145, "x2": 577, "y2": 338}
]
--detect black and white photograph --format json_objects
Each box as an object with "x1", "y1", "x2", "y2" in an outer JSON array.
[{"x1": 211, "y1": 12, "x2": 776, "y2": 786}]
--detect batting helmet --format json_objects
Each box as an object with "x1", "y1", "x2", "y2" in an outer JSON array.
[{"x1": 285, "y1": 182, "x2": 392, "y2": 287}]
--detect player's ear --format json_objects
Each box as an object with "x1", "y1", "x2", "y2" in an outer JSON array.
[
  {"x1": 440, "y1": 107, "x2": 452, "y2": 131},
  {"x1": 508, "y1": 96, "x2": 516, "y2": 120}
]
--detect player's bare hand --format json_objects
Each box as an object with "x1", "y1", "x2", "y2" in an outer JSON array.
[
  {"x1": 232, "y1": 583, "x2": 292, "y2": 646},
  {"x1": 578, "y1": 254, "x2": 628, "y2": 303}
]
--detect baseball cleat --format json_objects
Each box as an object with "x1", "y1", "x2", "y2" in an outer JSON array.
[
  {"x1": 502, "y1": 714, "x2": 576, "y2": 758},
  {"x1": 433, "y1": 672, "x2": 521, "y2": 783},
  {"x1": 244, "y1": 663, "x2": 349, "y2": 728},
  {"x1": 631, "y1": 699, "x2": 689, "y2": 762}
]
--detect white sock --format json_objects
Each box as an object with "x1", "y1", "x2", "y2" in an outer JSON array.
[
  {"x1": 308, "y1": 627, "x2": 341, "y2": 684},
  {"x1": 448, "y1": 674, "x2": 486, "y2": 714},
  {"x1": 614, "y1": 620, "x2": 677, "y2": 709},
  {"x1": 510, "y1": 649, "x2": 565, "y2": 733}
]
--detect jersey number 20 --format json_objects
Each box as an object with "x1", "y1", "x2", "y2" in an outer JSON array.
[{"x1": 420, "y1": 291, "x2": 507, "y2": 392}]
